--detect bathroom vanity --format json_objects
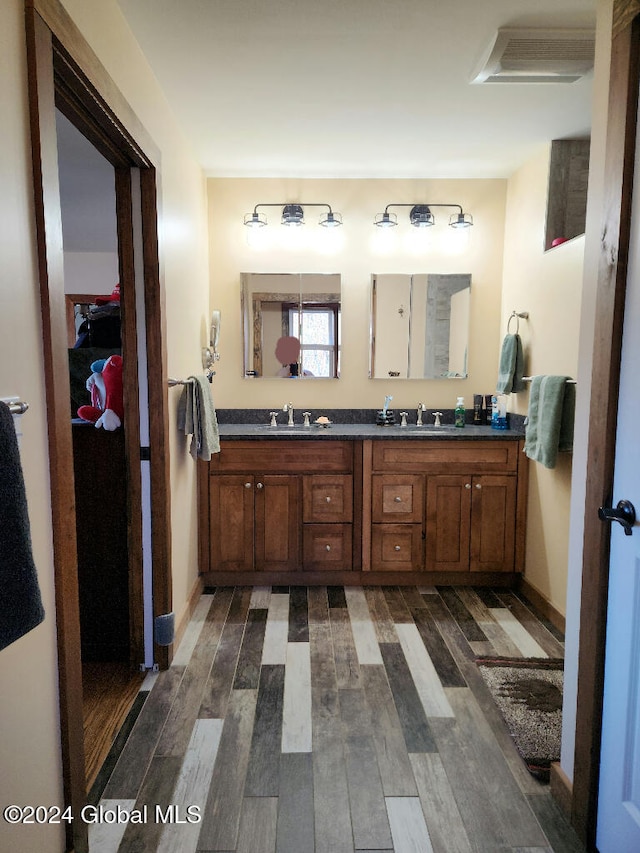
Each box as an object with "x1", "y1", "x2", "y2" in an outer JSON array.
[{"x1": 199, "y1": 423, "x2": 528, "y2": 587}]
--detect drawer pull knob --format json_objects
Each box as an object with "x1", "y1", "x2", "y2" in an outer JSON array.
[
  {"x1": 394, "y1": 496, "x2": 402, "y2": 502},
  {"x1": 325, "y1": 496, "x2": 331, "y2": 503},
  {"x1": 325, "y1": 544, "x2": 331, "y2": 551},
  {"x1": 394, "y1": 545, "x2": 401, "y2": 551},
  {"x1": 465, "y1": 483, "x2": 471, "y2": 489},
  {"x1": 245, "y1": 482, "x2": 252, "y2": 489},
  {"x1": 256, "y1": 482, "x2": 264, "y2": 490}
]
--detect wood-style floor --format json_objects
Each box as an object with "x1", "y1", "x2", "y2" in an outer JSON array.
[
  {"x1": 83, "y1": 662, "x2": 146, "y2": 792},
  {"x1": 89, "y1": 586, "x2": 584, "y2": 853}
]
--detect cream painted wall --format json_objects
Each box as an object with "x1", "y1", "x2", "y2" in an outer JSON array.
[
  {"x1": 208, "y1": 177, "x2": 507, "y2": 413},
  {"x1": 60, "y1": 0, "x2": 211, "y2": 618},
  {"x1": 0, "y1": 3, "x2": 209, "y2": 849},
  {"x1": 500, "y1": 147, "x2": 585, "y2": 615},
  {"x1": 1, "y1": 2, "x2": 65, "y2": 850}
]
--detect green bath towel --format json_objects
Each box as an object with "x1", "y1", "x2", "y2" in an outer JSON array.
[
  {"x1": 496, "y1": 334, "x2": 525, "y2": 394},
  {"x1": 524, "y1": 376, "x2": 575, "y2": 469},
  {"x1": 178, "y1": 375, "x2": 220, "y2": 461}
]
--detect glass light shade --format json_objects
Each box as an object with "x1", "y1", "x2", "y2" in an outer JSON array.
[
  {"x1": 409, "y1": 205, "x2": 435, "y2": 228},
  {"x1": 374, "y1": 211, "x2": 398, "y2": 228},
  {"x1": 449, "y1": 212, "x2": 473, "y2": 228},
  {"x1": 319, "y1": 211, "x2": 342, "y2": 228},
  {"x1": 244, "y1": 211, "x2": 267, "y2": 228},
  {"x1": 282, "y1": 204, "x2": 305, "y2": 226}
]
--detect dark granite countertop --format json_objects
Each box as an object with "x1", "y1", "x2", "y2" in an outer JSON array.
[{"x1": 217, "y1": 423, "x2": 523, "y2": 441}]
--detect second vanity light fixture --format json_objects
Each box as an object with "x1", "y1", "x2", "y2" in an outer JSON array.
[
  {"x1": 374, "y1": 203, "x2": 473, "y2": 229},
  {"x1": 244, "y1": 202, "x2": 343, "y2": 229}
]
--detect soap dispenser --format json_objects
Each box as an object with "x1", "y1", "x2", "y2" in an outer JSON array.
[{"x1": 454, "y1": 396, "x2": 466, "y2": 428}]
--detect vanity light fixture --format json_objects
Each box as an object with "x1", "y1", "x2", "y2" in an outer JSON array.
[
  {"x1": 374, "y1": 203, "x2": 473, "y2": 229},
  {"x1": 244, "y1": 202, "x2": 343, "y2": 229}
]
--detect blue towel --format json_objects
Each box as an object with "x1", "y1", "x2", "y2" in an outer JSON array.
[
  {"x1": 524, "y1": 376, "x2": 575, "y2": 469},
  {"x1": 0, "y1": 401, "x2": 45, "y2": 651},
  {"x1": 496, "y1": 334, "x2": 525, "y2": 394},
  {"x1": 177, "y1": 375, "x2": 220, "y2": 461}
]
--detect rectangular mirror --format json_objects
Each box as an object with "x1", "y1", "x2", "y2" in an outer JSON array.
[
  {"x1": 242, "y1": 273, "x2": 341, "y2": 378},
  {"x1": 370, "y1": 273, "x2": 471, "y2": 379}
]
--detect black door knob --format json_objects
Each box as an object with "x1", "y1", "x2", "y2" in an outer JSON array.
[{"x1": 598, "y1": 499, "x2": 636, "y2": 536}]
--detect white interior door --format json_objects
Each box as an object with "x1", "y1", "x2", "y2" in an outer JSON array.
[{"x1": 596, "y1": 91, "x2": 640, "y2": 852}]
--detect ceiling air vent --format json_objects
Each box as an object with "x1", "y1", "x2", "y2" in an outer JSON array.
[{"x1": 471, "y1": 27, "x2": 595, "y2": 84}]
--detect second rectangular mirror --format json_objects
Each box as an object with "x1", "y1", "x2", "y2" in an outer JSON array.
[
  {"x1": 242, "y1": 273, "x2": 341, "y2": 378},
  {"x1": 370, "y1": 273, "x2": 471, "y2": 379}
]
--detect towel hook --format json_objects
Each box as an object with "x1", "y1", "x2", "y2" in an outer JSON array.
[{"x1": 507, "y1": 310, "x2": 529, "y2": 335}]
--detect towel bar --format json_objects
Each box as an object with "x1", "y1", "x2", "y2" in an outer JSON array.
[
  {"x1": 1, "y1": 399, "x2": 29, "y2": 415},
  {"x1": 168, "y1": 369, "x2": 215, "y2": 387},
  {"x1": 522, "y1": 376, "x2": 576, "y2": 384}
]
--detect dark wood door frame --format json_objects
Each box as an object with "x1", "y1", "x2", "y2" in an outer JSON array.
[
  {"x1": 25, "y1": 1, "x2": 173, "y2": 850},
  {"x1": 572, "y1": 1, "x2": 640, "y2": 847}
]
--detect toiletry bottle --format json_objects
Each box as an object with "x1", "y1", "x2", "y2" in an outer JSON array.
[
  {"x1": 484, "y1": 394, "x2": 493, "y2": 424},
  {"x1": 455, "y1": 396, "x2": 465, "y2": 428},
  {"x1": 473, "y1": 394, "x2": 482, "y2": 424}
]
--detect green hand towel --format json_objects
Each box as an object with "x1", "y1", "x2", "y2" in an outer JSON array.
[
  {"x1": 524, "y1": 376, "x2": 575, "y2": 469},
  {"x1": 496, "y1": 334, "x2": 525, "y2": 394},
  {"x1": 178, "y1": 375, "x2": 220, "y2": 461}
]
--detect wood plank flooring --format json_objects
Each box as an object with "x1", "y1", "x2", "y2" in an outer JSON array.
[
  {"x1": 82, "y1": 662, "x2": 145, "y2": 792},
  {"x1": 89, "y1": 586, "x2": 584, "y2": 853}
]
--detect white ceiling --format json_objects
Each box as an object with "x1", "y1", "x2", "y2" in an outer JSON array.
[{"x1": 116, "y1": 0, "x2": 597, "y2": 179}]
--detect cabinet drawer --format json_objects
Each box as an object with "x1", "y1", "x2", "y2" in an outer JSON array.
[
  {"x1": 303, "y1": 524, "x2": 352, "y2": 571},
  {"x1": 372, "y1": 474, "x2": 423, "y2": 522},
  {"x1": 211, "y1": 440, "x2": 352, "y2": 473},
  {"x1": 304, "y1": 475, "x2": 353, "y2": 523},
  {"x1": 371, "y1": 524, "x2": 423, "y2": 572},
  {"x1": 372, "y1": 440, "x2": 519, "y2": 474}
]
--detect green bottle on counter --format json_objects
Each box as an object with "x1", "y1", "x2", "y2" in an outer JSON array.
[{"x1": 454, "y1": 396, "x2": 465, "y2": 428}]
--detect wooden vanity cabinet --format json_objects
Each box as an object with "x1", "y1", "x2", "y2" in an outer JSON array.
[
  {"x1": 209, "y1": 474, "x2": 300, "y2": 572},
  {"x1": 206, "y1": 441, "x2": 355, "y2": 576},
  {"x1": 425, "y1": 473, "x2": 517, "y2": 573},
  {"x1": 368, "y1": 439, "x2": 526, "y2": 576}
]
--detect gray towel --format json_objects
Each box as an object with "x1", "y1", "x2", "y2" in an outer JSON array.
[
  {"x1": 177, "y1": 375, "x2": 220, "y2": 461},
  {"x1": 0, "y1": 401, "x2": 45, "y2": 651},
  {"x1": 496, "y1": 334, "x2": 525, "y2": 394},
  {"x1": 524, "y1": 376, "x2": 575, "y2": 469}
]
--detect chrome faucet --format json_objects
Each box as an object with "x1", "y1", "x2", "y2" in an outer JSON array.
[
  {"x1": 283, "y1": 402, "x2": 295, "y2": 426},
  {"x1": 416, "y1": 402, "x2": 427, "y2": 426}
]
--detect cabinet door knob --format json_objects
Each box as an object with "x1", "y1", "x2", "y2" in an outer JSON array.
[
  {"x1": 394, "y1": 545, "x2": 401, "y2": 551},
  {"x1": 394, "y1": 496, "x2": 402, "y2": 502},
  {"x1": 325, "y1": 496, "x2": 331, "y2": 503},
  {"x1": 256, "y1": 482, "x2": 264, "y2": 490},
  {"x1": 475, "y1": 483, "x2": 482, "y2": 490},
  {"x1": 244, "y1": 482, "x2": 252, "y2": 489},
  {"x1": 465, "y1": 483, "x2": 471, "y2": 489},
  {"x1": 325, "y1": 544, "x2": 331, "y2": 551}
]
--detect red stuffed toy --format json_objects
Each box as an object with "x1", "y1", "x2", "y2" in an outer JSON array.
[{"x1": 77, "y1": 354, "x2": 124, "y2": 430}]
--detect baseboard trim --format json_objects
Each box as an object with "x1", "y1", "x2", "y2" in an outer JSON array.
[
  {"x1": 517, "y1": 577, "x2": 565, "y2": 635},
  {"x1": 172, "y1": 575, "x2": 204, "y2": 661},
  {"x1": 550, "y1": 761, "x2": 573, "y2": 822}
]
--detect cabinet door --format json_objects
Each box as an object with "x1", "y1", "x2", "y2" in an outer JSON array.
[
  {"x1": 303, "y1": 475, "x2": 353, "y2": 523},
  {"x1": 371, "y1": 523, "x2": 423, "y2": 571},
  {"x1": 470, "y1": 475, "x2": 517, "y2": 573},
  {"x1": 372, "y1": 474, "x2": 424, "y2": 523},
  {"x1": 303, "y1": 524, "x2": 352, "y2": 571},
  {"x1": 255, "y1": 475, "x2": 301, "y2": 571},
  {"x1": 210, "y1": 475, "x2": 254, "y2": 571},
  {"x1": 425, "y1": 475, "x2": 472, "y2": 572}
]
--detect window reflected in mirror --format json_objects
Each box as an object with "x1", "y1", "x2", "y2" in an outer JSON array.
[
  {"x1": 370, "y1": 273, "x2": 471, "y2": 379},
  {"x1": 241, "y1": 273, "x2": 341, "y2": 379}
]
